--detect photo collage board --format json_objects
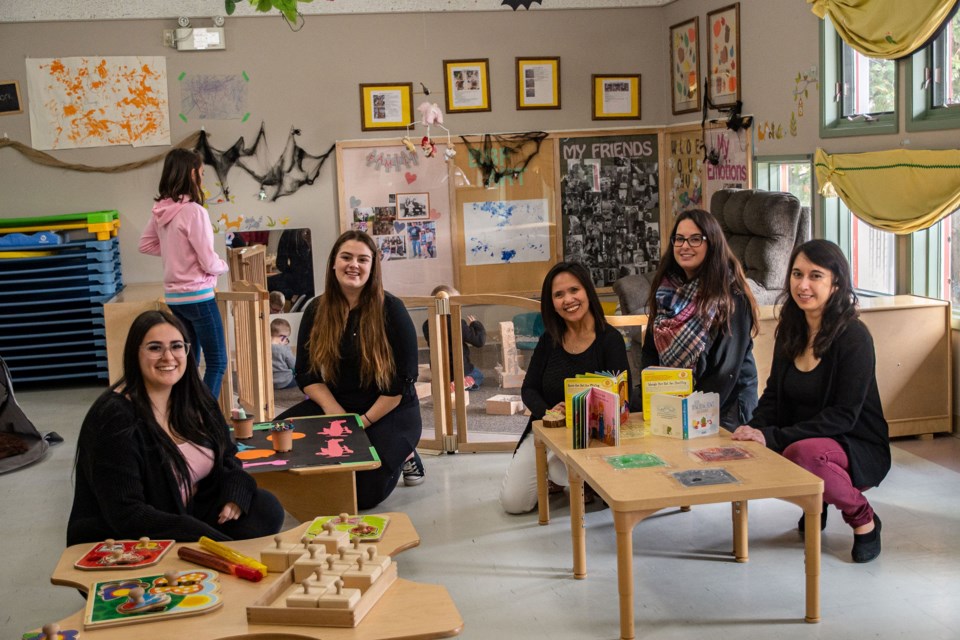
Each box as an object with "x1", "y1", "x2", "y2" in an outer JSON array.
[
  {"x1": 336, "y1": 142, "x2": 454, "y2": 295},
  {"x1": 558, "y1": 133, "x2": 662, "y2": 288}
]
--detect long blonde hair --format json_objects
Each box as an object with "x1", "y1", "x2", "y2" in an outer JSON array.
[{"x1": 308, "y1": 231, "x2": 395, "y2": 389}]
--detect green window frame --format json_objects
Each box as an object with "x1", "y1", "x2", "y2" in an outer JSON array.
[{"x1": 906, "y1": 11, "x2": 960, "y2": 132}]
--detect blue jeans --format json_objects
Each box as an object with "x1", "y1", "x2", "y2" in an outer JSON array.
[
  {"x1": 465, "y1": 365, "x2": 484, "y2": 390},
  {"x1": 170, "y1": 298, "x2": 227, "y2": 398}
]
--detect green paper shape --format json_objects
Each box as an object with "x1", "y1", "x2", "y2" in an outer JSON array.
[{"x1": 605, "y1": 453, "x2": 667, "y2": 469}]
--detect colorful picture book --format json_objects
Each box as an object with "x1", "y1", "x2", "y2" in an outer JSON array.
[
  {"x1": 650, "y1": 391, "x2": 719, "y2": 439},
  {"x1": 571, "y1": 384, "x2": 622, "y2": 449},
  {"x1": 563, "y1": 370, "x2": 629, "y2": 428},
  {"x1": 639, "y1": 367, "x2": 692, "y2": 418}
]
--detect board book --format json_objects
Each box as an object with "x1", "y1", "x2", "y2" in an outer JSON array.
[
  {"x1": 649, "y1": 391, "x2": 719, "y2": 439},
  {"x1": 74, "y1": 538, "x2": 174, "y2": 570},
  {"x1": 83, "y1": 570, "x2": 222, "y2": 628},
  {"x1": 571, "y1": 385, "x2": 621, "y2": 449},
  {"x1": 639, "y1": 367, "x2": 692, "y2": 418},
  {"x1": 563, "y1": 370, "x2": 629, "y2": 428},
  {"x1": 303, "y1": 514, "x2": 391, "y2": 542}
]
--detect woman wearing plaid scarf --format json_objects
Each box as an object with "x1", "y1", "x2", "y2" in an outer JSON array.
[{"x1": 637, "y1": 209, "x2": 759, "y2": 428}]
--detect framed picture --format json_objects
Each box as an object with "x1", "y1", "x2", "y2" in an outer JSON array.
[
  {"x1": 669, "y1": 18, "x2": 700, "y2": 115},
  {"x1": 358, "y1": 82, "x2": 414, "y2": 131},
  {"x1": 443, "y1": 59, "x2": 491, "y2": 113},
  {"x1": 591, "y1": 74, "x2": 641, "y2": 120},
  {"x1": 707, "y1": 3, "x2": 741, "y2": 107},
  {"x1": 0, "y1": 80, "x2": 23, "y2": 116},
  {"x1": 516, "y1": 57, "x2": 561, "y2": 110},
  {"x1": 396, "y1": 192, "x2": 431, "y2": 221}
]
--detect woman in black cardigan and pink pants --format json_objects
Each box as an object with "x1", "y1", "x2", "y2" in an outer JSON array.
[{"x1": 733, "y1": 240, "x2": 889, "y2": 563}]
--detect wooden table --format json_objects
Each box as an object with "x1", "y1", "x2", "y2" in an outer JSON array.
[
  {"x1": 533, "y1": 420, "x2": 824, "y2": 640},
  {"x1": 39, "y1": 513, "x2": 463, "y2": 640}
]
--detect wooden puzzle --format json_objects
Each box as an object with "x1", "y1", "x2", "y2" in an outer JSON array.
[
  {"x1": 83, "y1": 570, "x2": 222, "y2": 629},
  {"x1": 248, "y1": 524, "x2": 398, "y2": 627},
  {"x1": 73, "y1": 538, "x2": 174, "y2": 570},
  {"x1": 304, "y1": 513, "x2": 391, "y2": 542},
  {"x1": 21, "y1": 623, "x2": 78, "y2": 640}
]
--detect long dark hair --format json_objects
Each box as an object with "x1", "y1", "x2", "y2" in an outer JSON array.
[
  {"x1": 540, "y1": 262, "x2": 607, "y2": 347},
  {"x1": 647, "y1": 209, "x2": 758, "y2": 336},
  {"x1": 775, "y1": 239, "x2": 859, "y2": 359},
  {"x1": 308, "y1": 230, "x2": 394, "y2": 389},
  {"x1": 155, "y1": 148, "x2": 204, "y2": 206},
  {"x1": 112, "y1": 310, "x2": 227, "y2": 499}
]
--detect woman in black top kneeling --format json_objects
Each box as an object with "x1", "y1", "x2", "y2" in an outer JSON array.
[
  {"x1": 732, "y1": 240, "x2": 890, "y2": 563},
  {"x1": 277, "y1": 231, "x2": 422, "y2": 509}
]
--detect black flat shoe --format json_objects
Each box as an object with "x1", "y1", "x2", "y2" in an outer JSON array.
[
  {"x1": 797, "y1": 503, "x2": 828, "y2": 534},
  {"x1": 852, "y1": 515, "x2": 882, "y2": 563}
]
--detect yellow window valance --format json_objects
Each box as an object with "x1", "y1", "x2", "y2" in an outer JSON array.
[
  {"x1": 809, "y1": 0, "x2": 959, "y2": 59},
  {"x1": 814, "y1": 148, "x2": 960, "y2": 234}
]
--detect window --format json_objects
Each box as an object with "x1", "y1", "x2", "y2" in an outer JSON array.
[
  {"x1": 907, "y1": 11, "x2": 960, "y2": 131},
  {"x1": 821, "y1": 197, "x2": 896, "y2": 295},
  {"x1": 910, "y1": 220, "x2": 949, "y2": 300},
  {"x1": 755, "y1": 156, "x2": 813, "y2": 208},
  {"x1": 820, "y1": 17, "x2": 899, "y2": 137}
]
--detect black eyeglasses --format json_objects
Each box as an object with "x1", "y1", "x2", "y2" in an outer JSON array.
[{"x1": 671, "y1": 234, "x2": 707, "y2": 248}]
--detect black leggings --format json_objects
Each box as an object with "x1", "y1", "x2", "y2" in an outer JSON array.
[{"x1": 192, "y1": 487, "x2": 285, "y2": 540}]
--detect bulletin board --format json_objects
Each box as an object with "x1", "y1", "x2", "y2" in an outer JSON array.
[
  {"x1": 450, "y1": 135, "x2": 560, "y2": 295},
  {"x1": 556, "y1": 129, "x2": 664, "y2": 289},
  {"x1": 664, "y1": 124, "x2": 705, "y2": 219},
  {"x1": 336, "y1": 139, "x2": 454, "y2": 296}
]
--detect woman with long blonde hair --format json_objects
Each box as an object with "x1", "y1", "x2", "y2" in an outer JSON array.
[{"x1": 276, "y1": 231, "x2": 422, "y2": 508}]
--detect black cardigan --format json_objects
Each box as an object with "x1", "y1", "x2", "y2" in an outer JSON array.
[
  {"x1": 640, "y1": 289, "x2": 758, "y2": 428},
  {"x1": 748, "y1": 319, "x2": 890, "y2": 488},
  {"x1": 67, "y1": 393, "x2": 256, "y2": 545}
]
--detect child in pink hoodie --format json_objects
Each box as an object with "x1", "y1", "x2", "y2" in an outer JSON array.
[{"x1": 139, "y1": 149, "x2": 229, "y2": 398}]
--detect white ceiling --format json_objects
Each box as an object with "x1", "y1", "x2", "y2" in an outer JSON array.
[{"x1": 0, "y1": 0, "x2": 676, "y2": 23}]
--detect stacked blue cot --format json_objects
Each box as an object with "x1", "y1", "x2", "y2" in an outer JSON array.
[{"x1": 0, "y1": 211, "x2": 122, "y2": 384}]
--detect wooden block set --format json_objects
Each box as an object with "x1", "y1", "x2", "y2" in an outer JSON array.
[{"x1": 247, "y1": 519, "x2": 398, "y2": 627}]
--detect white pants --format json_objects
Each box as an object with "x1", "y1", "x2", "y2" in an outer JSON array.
[{"x1": 499, "y1": 434, "x2": 569, "y2": 514}]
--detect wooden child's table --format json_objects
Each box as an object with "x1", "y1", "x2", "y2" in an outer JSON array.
[
  {"x1": 39, "y1": 512, "x2": 463, "y2": 640},
  {"x1": 533, "y1": 419, "x2": 824, "y2": 640}
]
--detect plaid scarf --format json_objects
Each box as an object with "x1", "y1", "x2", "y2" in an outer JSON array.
[{"x1": 652, "y1": 273, "x2": 717, "y2": 370}]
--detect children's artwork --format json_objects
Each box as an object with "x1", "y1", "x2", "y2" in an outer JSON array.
[
  {"x1": 672, "y1": 468, "x2": 738, "y2": 488},
  {"x1": 706, "y1": 3, "x2": 741, "y2": 107},
  {"x1": 179, "y1": 73, "x2": 249, "y2": 121},
  {"x1": 74, "y1": 539, "x2": 175, "y2": 570},
  {"x1": 236, "y1": 414, "x2": 381, "y2": 471},
  {"x1": 304, "y1": 514, "x2": 391, "y2": 541},
  {"x1": 558, "y1": 134, "x2": 660, "y2": 287},
  {"x1": 26, "y1": 56, "x2": 171, "y2": 150},
  {"x1": 83, "y1": 571, "x2": 222, "y2": 628},
  {"x1": 462, "y1": 199, "x2": 550, "y2": 266},
  {"x1": 690, "y1": 446, "x2": 754, "y2": 462},
  {"x1": 665, "y1": 129, "x2": 704, "y2": 218},
  {"x1": 605, "y1": 452, "x2": 667, "y2": 470},
  {"x1": 669, "y1": 18, "x2": 700, "y2": 115}
]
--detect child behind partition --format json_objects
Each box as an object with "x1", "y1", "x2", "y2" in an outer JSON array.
[
  {"x1": 270, "y1": 318, "x2": 297, "y2": 390},
  {"x1": 422, "y1": 285, "x2": 486, "y2": 390},
  {"x1": 269, "y1": 291, "x2": 286, "y2": 314}
]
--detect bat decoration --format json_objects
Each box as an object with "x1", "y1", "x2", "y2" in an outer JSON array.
[{"x1": 502, "y1": 0, "x2": 542, "y2": 9}]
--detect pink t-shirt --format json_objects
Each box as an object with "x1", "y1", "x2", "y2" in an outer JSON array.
[{"x1": 176, "y1": 441, "x2": 215, "y2": 505}]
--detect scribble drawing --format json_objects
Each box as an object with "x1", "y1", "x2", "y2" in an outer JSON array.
[
  {"x1": 462, "y1": 199, "x2": 550, "y2": 266},
  {"x1": 26, "y1": 56, "x2": 170, "y2": 150},
  {"x1": 182, "y1": 74, "x2": 247, "y2": 120}
]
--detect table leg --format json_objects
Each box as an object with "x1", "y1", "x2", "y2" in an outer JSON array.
[
  {"x1": 613, "y1": 510, "x2": 650, "y2": 640},
  {"x1": 534, "y1": 434, "x2": 550, "y2": 526},
  {"x1": 803, "y1": 498, "x2": 822, "y2": 623},
  {"x1": 732, "y1": 500, "x2": 749, "y2": 562},
  {"x1": 569, "y1": 469, "x2": 586, "y2": 579}
]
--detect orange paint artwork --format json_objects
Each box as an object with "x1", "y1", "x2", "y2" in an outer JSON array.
[{"x1": 28, "y1": 55, "x2": 171, "y2": 150}]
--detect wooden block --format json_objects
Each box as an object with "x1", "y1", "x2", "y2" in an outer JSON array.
[
  {"x1": 486, "y1": 394, "x2": 523, "y2": 415},
  {"x1": 341, "y1": 556, "x2": 383, "y2": 592},
  {"x1": 261, "y1": 535, "x2": 299, "y2": 573},
  {"x1": 499, "y1": 371, "x2": 526, "y2": 389},
  {"x1": 285, "y1": 581, "x2": 324, "y2": 608},
  {"x1": 415, "y1": 381, "x2": 432, "y2": 400},
  {"x1": 316, "y1": 579, "x2": 361, "y2": 610},
  {"x1": 292, "y1": 545, "x2": 330, "y2": 583},
  {"x1": 363, "y1": 547, "x2": 392, "y2": 573},
  {"x1": 306, "y1": 567, "x2": 339, "y2": 590},
  {"x1": 323, "y1": 554, "x2": 355, "y2": 577},
  {"x1": 311, "y1": 524, "x2": 351, "y2": 554}
]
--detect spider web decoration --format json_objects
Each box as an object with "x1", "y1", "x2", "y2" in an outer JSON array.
[
  {"x1": 195, "y1": 124, "x2": 335, "y2": 201},
  {"x1": 459, "y1": 132, "x2": 548, "y2": 187},
  {"x1": 502, "y1": 0, "x2": 543, "y2": 9}
]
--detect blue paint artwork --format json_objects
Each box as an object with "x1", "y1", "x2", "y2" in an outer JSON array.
[
  {"x1": 501, "y1": 250, "x2": 517, "y2": 262},
  {"x1": 462, "y1": 198, "x2": 551, "y2": 266}
]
